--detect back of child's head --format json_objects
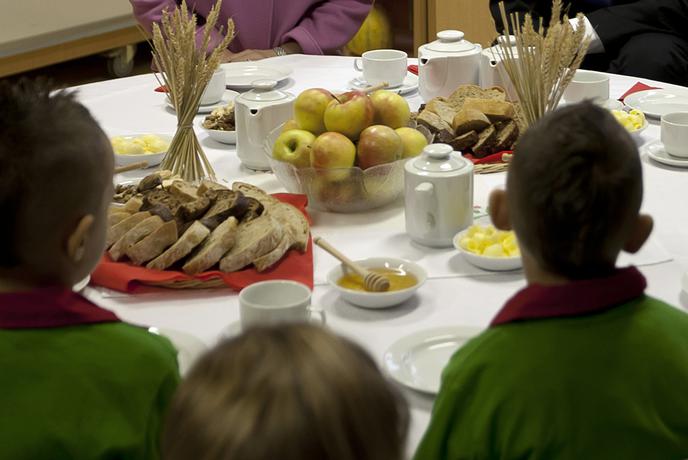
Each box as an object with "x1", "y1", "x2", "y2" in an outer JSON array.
[
  {"x1": 0, "y1": 79, "x2": 113, "y2": 285},
  {"x1": 508, "y1": 102, "x2": 642, "y2": 279},
  {"x1": 163, "y1": 324, "x2": 409, "y2": 460}
]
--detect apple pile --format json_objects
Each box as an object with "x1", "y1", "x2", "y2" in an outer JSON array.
[{"x1": 272, "y1": 88, "x2": 428, "y2": 170}]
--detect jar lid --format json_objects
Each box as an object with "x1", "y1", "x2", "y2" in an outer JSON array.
[
  {"x1": 239, "y1": 79, "x2": 291, "y2": 103},
  {"x1": 410, "y1": 144, "x2": 467, "y2": 173},
  {"x1": 426, "y1": 30, "x2": 479, "y2": 54}
]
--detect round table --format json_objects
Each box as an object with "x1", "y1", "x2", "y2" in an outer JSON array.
[{"x1": 75, "y1": 54, "x2": 688, "y2": 455}]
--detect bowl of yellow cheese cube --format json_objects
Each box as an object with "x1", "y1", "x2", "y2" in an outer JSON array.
[
  {"x1": 453, "y1": 224, "x2": 522, "y2": 271},
  {"x1": 110, "y1": 133, "x2": 172, "y2": 167},
  {"x1": 611, "y1": 108, "x2": 647, "y2": 142}
]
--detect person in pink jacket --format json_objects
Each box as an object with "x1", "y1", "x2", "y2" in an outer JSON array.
[{"x1": 130, "y1": 0, "x2": 373, "y2": 62}]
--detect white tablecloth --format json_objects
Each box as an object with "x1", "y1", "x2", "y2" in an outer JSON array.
[{"x1": 74, "y1": 54, "x2": 688, "y2": 455}]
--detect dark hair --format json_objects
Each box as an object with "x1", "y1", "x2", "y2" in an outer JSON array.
[
  {"x1": 508, "y1": 102, "x2": 642, "y2": 279},
  {"x1": 163, "y1": 324, "x2": 409, "y2": 460},
  {"x1": 0, "y1": 78, "x2": 108, "y2": 267}
]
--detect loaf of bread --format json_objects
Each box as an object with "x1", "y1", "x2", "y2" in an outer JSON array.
[
  {"x1": 147, "y1": 221, "x2": 210, "y2": 271},
  {"x1": 183, "y1": 217, "x2": 238, "y2": 275},
  {"x1": 126, "y1": 220, "x2": 178, "y2": 266},
  {"x1": 448, "y1": 130, "x2": 479, "y2": 152},
  {"x1": 106, "y1": 211, "x2": 151, "y2": 247},
  {"x1": 452, "y1": 108, "x2": 491, "y2": 135},
  {"x1": 109, "y1": 215, "x2": 164, "y2": 261},
  {"x1": 461, "y1": 98, "x2": 515, "y2": 122},
  {"x1": 219, "y1": 215, "x2": 283, "y2": 273},
  {"x1": 472, "y1": 125, "x2": 499, "y2": 158}
]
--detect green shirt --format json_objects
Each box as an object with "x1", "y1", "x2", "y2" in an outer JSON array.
[{"x1": 415, "y1": 270, "x2": 688, "y2": 459}]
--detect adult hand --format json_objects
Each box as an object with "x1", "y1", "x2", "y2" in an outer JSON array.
[{"x1": 221, "y1": 49, "x2": 277, "y2": 62}]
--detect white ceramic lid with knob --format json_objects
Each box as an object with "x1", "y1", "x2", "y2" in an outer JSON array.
[
  {"x1": 405, "y1": 143, "x2": 470, "y2": 177},
  {"x1": 421, "y1": 30, "x2": 481, "y2": 57},
  {"x1": 236, "y1": 79, "x2": 294, "y2": 106}
]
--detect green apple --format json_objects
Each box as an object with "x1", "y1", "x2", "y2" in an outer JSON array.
[
  {"x1": 395, "y1": 127, "x2": 428, "y2": 158},
  {"x1": 294, "y1": 88, "x2": 335, "y2": 135},
  {"x1": 369, "y1": 90, "x2": 411, "y2": 129},
  {"x1": 272, "y1": 129, "x2": 316, "y2": 168},
  {"x1": 323, "y1": 90, "x2": 374, "y2": 140},
  {"x1": 357, "y1": 125, "x2": 403, "y2": 169},
  {"x1": 281, "y1": 119, "x2": 301, "y2": 133}
]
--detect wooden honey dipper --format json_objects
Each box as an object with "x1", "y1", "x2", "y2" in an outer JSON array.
[{"x1": 314, "y1": 237, "x2": 390, "y2": 292}]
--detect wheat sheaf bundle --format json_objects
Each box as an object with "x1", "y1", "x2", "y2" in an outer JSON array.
[
  {"x1": 496, "y1": 0, "x2": 591, "y2": 127},
  {"x1": 150, "y1": 0, "x2": 234, "y2": 181}
]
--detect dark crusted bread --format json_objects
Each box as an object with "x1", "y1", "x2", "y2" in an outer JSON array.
[
  {"x1": 200, "y1": 190, "x2": 249, "y2": 230},
  {"x1": 240, "y1": 197, "x2": 265, "y2": 223},
  {"x1": 452, "y1": 108, "x2": 491, "y2": 135},
  {"x1": 448, "y1": 130, "x2": 479, "y2": 152},
  {"x1": 492, "y1": 120, "x2": 520, "y2": 152},
  {"x1": 416, "y1": 110, "x2": 454, "y2": 141},
  {"x1": 141, "y1": 189, "x2": 182, "y2": 215},
  {"x1": 176, "y1": 196, "x2": 212, "y2": 223},
  {"x1": 472, "y1": 125, "x2": 499, "y2": 158}
]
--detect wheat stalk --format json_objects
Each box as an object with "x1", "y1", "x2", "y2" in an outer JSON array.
[
  {"x1": 150, "y1": 0, "x2": 234, "y2": 182},
  {"x1": 495, "y1": 1, "x2": 591, "y2": 127}
]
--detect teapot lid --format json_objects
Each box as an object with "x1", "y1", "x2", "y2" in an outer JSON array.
[
  {"x1": 238, "y1": 79, "x2": 293, "y2": 103},
  {"x1": 409, "y1": 144, "x2": 468, "y2": 173},
  {"x1": 426, "y1": 30, "x2": 479, "y2": 54}
]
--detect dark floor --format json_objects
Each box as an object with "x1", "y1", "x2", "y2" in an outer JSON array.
[{"x1": 2, "y1": 42, "x2": 154, "y2": 89}]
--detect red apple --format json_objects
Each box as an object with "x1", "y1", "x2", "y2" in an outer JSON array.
[
  {"x1": 294, "y1": 88, "x2": 334, "y2": 135},
  {"x1": 310, "y1": 132, "x2": 356, "y2": 169},
  {"x1": 357, "y1": 125, "x2": 403, "y2": 169},
  {"x1": 272, "y1": 129, "x2": 316, "y2": 168},
  {"x1": 281, "y1": 119, "x2": 301, "y2": 133},
  {"x1": 369, "y1": 90, "x2": 411, "y2": 129},
  {"x1": 323, "y1": 91, "x2": 374, "y2": 140}
]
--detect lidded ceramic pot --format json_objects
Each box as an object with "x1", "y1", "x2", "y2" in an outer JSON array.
[
  {"x1": 480, "y1": 35, "x2": 519, "y2": 100},
  {"x1": 418, "y1": 30, "x2": 482, "y2": 102},
  {"x1": 235, "y1": 79, "x2": 295, "y2": 171},
  {"x1": 404, "y1": 144, "x2": 474, "y2": 247}
]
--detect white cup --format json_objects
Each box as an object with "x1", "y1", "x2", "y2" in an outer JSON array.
[
  {"x1": 563, "y1": 69, "x2": 610, "y2": 104},
  {"x1": 354, "y1": 49, "x2": 408, "y2": 88},
  {"x1": 200, "y1": 68, "x2": 226, "y2": 105},
  {"x1": 661, "y1": 112, "x2": 688, "y2": 158},
  {"x1": 239, "y1": 280, "x2": 325, "y2": 329}
]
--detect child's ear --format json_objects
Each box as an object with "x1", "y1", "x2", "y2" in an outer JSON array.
[
  {"x1": 623, "y1": 214, "x2": 653, "y2": 254},
  {"x1": 488, "y1": 189, "x2": 511, "y2": 231},
  {"x1": 66, "y1": 215, "x2": 95, "y2": 263}
]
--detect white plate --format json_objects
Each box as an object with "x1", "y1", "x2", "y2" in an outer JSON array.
[
  {"x1": 148, "y1": 327, "x2": 208, "y2": 375},
  {"x1": 220, "y1": 62, "x2": 292, "y2": 89},
  {"x1": 112, "y1": 133, "x2": 173, "y2": 168},
  {"x1": 166, "y1": 90, "x2": 239, "y2": 114},
  {"x1": 643, "y1": 140, "x2": 688, "y2": 168},
  {"x1": 383, "y1": 326, "x2": 483, "y2": 395},
  {"x1": 199, "y1": 120, "x2": 236, "y2": 144},
  {"x1": 625, "y1": 89, "x2": 688, "y2": 119},
  {"x1": 348, "y1": 73, "x2": 419, "y2": 95}
]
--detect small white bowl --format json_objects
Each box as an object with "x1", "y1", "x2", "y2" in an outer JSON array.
[
  {"x1": 453, "y1": 230, "x2": 522, "y2": 271},
  {"x1": 326, "y1": 257, "x2": 427, "y2": 309},
  {"x1": 112, "y1": 133, "x2": 172, "y2": 168},
  {"x1": 203, "y1": 126, "x2": 236, "y2": 144}
]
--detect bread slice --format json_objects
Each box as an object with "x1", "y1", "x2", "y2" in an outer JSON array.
[
  {"x1": 472, "y1": 125, "x2": 499, "y2": 158},
  {"x1": 253, "y1": 232, "x2": 292, "y2": 272},
  {"x1": 461, "y1": 98, "x2": 515, "y2": 122},
  {"x1": 269, "y1": 202, "x2": 309, "y2": 252},
  {"x1": 122, "y1": 196, "x2": 144, "y2": 213},
  {"x1": 200, "y1": 190, "x2": 250, "y2": 230},
  {"x1": 447, "y1": 85, "x2": 506, "y2": 110},
  {"x1": 176, "y1": 196, "x2": 212, "y2": 223},
  {"x1": 424, "y1": 97, "x2": 457, "y2": 127},
  {"x1": 146, "y1": 221, "x2": 211, "y2": 271},
  {"x1": 108, "y1": 212, "x2": 131, "y2": 227},
  {"x1": 125, "y1": 220, "x2": 178, "y2": 266},
  {"x1": 452, "y1": 108, "x2": 491, "y2": 135},
  {"x1": 218, "y1": 215, "x2": 283, "y2": 272},
  {"x1": 448, "y1": 130, "x2": 479, "y2": 152},
  {"x1": 416, "y1": 110, "x2": 454, "y2": 143},
  {"x1": 107, "y1": 211, "x2": 151, "y2": 247},
  {"x1": 109, "y1": 215, "x2": 164, "y2": 261},
  {"x1": 492, "y1": 120, "x2": 520, "y2": 152},
  {"x1": 197, "y1": 179, "x2": 229, "y2": 195},
  {"x1": 240, "y1": 197, "x2": 265, "y2": 223},
  {"x1": 232, "y1": 182, "x2": 280, "y2": 207},
  {"x1": 182, "y1": 217, "x2": 239, "y2": 275},
  {"x1": 142, "y1": 189, "x2": 183, "y2": 214},
  {"x1": 167, "y1": 180, "x2": 199, "y2": 202}
]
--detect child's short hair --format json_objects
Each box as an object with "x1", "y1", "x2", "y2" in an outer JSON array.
[
  {"x1": 163, "y1": 324, "x2": 409, "y2": 460},
  {"x1": 0, "y1": 79, "x2": 110, "y2": 267},
  {"x1": 508, "y1": 102, "x2": 642, "y2": 278}
]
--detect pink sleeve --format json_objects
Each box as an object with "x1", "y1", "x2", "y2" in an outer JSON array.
[
  {"x1": 130, "y1": 0, "x2": 228, "y2": 52},
  {"x1": 281, "y1": 0, "x2": 373, "y2": 55}
]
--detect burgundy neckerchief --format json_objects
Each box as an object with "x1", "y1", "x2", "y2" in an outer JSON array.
[
  {"x1": 490, "y1": 266, "x2": 647, "y2": 327},
  {"x1": 0, "y1": 287, "x2": 120, "y2": 329}
]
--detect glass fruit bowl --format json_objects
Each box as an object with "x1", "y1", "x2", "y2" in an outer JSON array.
[{"x1": 264, "y1": 125, "x2": 405, "y2": 213}]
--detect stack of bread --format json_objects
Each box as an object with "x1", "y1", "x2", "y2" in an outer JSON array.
[
  {"x1": 415, "y1": 85, "x2": 524, "y2": 158},
  {"x1": 108, "y1": 172, "x2": 309, "y2": 275}
]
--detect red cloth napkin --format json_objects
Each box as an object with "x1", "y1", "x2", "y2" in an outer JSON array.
[
  {"x1": 463, "y1": 150, "x2": 513, "y2": 165},
  {"x1": 92, "y1": 193, "x2": 314, "y2": 293},
  {"x1": 619, "y1": 82, "x2": 660, "y2": 102},
  {"x1": 408, "y1": 65, "x2": 418, "y2": 76},
  {"x1": 154, "y1": 85, "x2": 169, "y2": 93}
]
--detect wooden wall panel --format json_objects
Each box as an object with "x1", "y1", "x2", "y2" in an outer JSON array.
[{"x1": 428, "y1": 0, "x2": 497, "y2": 47}]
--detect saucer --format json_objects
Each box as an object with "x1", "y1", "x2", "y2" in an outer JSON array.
[
  {"x1": 644, "y1": 140, "x2": 688, "y2": 168},
  {"x1": 625, "y1": 89, "x2": 688, "y2": 119},
  {"x1": 166, "y1": 90, "x2": 239, "y2": 114},
  {"x1": 348, "y1": 73, "x2": 418, "y2": 95}
]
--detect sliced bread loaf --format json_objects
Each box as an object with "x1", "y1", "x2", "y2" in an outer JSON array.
[
  {"x1": 126, "y1": 220, "x2": 178, "y2": 266},
  {"x1": 109, "y1": 215, "x2": 164, "y2": 261},
  {"x1": 452, "y1": 108, "x2": 491, "y2": 135},
  {"x1": 107, "y1": 211, "x2": 151, "y2": 247},
  {"x1": 253, "y1": 232, "x2": 292, "y2": 272},
  {"x1": 461, "y1": 98, "x2": 515, "y2": 122},
  {"x1": 269, "y1": 202, "x2": 309, "y2": 252},
  {"x1": 448, "y1": 130, "x2": 479, "y2": 152},
  {"x1": 472, "y1": 125, "x2": 499, "y2": 158},
  {"x1": 218, "y1": 215, "x2": 283, "y2": 273},
  {"x1": 182, "y1": 217, "x2": 239, "y2": 275},
  {"x1": 146, "y1": 221, "x2": 210, "y2": 271}
]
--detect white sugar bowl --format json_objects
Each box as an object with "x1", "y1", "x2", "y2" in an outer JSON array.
[
  {"x1": 404, "y1": 144, "x2": 474, "y2": 247},
  {"x1": 235, "y1": 79, "x2": 295, "y2": 171}
]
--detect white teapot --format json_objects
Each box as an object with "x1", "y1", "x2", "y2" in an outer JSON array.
[
  {"x1": 418, "y1": 30, "x2": 482, "y2": 102},
  {"x1": 404, "y1": 144, "x2": 474, "y2": 247},
  {"x1": 480, "y1": 35, "x2": 519, "y2": 100},
  {"x1": 235, "y1": 80, "x2": 295, "y2": 171}
]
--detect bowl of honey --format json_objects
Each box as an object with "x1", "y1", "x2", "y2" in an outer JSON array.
[{"x1": 326, "y1": 257, "x2": 427, "y2": 309}]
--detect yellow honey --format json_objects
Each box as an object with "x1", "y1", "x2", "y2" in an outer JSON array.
[{"x1": 337, "y1": 267, "x2": 417, "y2": 292}]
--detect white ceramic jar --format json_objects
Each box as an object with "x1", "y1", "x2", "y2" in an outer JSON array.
[
  {"x1": 418, "y1": 30, "x2": 482, "y2": 102},
  {"x1": 404, "y1": 144, "x2": 474, "y2": 247},
  {"x1": 235, "y1": 79, "x2": 295, "y2": 171},
  {"x1": 480, "y1": 35, "x2": 519, "y2": 100}
]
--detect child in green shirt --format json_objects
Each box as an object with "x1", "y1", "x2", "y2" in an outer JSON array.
[
  {"x1": 415, "y1": 102, "x2": 688, "y2": 459},
  {"x1": 0, "y1": 79, "x2": 180, "y2": 459}
]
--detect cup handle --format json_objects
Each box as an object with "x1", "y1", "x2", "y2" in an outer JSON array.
[
  {"x1": 354, "y1": 58, "x2": 363, "y2": 72},
  {"x1": 308, "y1": 307, "x2": 326, "y2": 325}
]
